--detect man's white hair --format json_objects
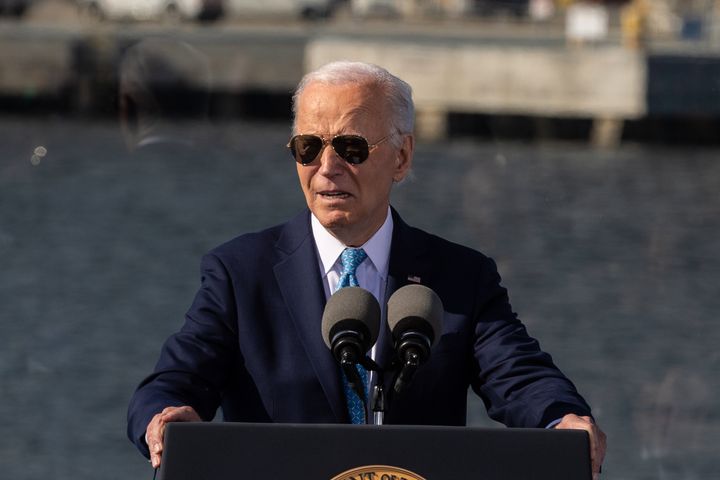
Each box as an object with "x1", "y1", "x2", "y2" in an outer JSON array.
[{"x1": 292, "y1": 61, "x2": 415, "y2": 141}]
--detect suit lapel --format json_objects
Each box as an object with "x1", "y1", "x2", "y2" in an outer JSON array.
[
  {"x1": 273, "y1": 211, "x2": 346, "y2": 422},
  {"x1": 375, "y1": 209, "x2": 433, "y2": 378}
]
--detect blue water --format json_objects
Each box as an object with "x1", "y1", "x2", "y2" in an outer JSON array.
[{"x1": 1, "y1": 116, "x2": 718, "y2": 479}]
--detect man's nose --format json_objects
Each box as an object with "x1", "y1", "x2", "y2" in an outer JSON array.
[{"x1": 317, "y1": 143, "x2": 345, "y2": 176}]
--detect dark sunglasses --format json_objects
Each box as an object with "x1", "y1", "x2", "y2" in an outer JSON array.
[{"x1": 287, "y1": 134, "x2": 390, "y2": 165}]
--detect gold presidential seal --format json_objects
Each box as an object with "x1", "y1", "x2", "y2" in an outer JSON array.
[{"x1": 331, "y1": 465, "x2": 426, "y2": 480}]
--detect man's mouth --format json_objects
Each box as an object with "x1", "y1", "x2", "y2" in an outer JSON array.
[{"x1": 319, "y1": 190, "x2": 351, "y2": 199}]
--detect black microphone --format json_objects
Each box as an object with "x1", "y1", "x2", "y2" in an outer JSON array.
[
  {"x1": 321, "y1": 286, "x2": 381, "y2": 403},
  {"x1": 387, "y1": 284, "x2": 443, "y2": 395}
]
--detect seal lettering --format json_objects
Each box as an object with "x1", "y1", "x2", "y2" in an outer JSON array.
[{"x1": 331, "y1": 465, "x2": 426, "y2": 480}]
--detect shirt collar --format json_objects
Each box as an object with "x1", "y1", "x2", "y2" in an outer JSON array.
[{"x1": 311, "y1": 208, "x2": 393, "y2": 278}]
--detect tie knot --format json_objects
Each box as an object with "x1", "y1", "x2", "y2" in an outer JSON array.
[
  {"x1": 340, "y1": 248, "x2": 367, "y2": 276},
  {"x1": 336, "y1": 248, "x2": 367, "y2": 291}
]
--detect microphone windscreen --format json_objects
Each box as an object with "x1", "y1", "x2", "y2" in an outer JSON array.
[
  {"x1": 321, "y1": 286, "x2": 381, "y2": 351},
  {"x1": 387, "y1": 284, "x2": 443, "y2": 347}
]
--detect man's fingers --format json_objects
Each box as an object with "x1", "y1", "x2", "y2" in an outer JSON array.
[
  {"x1": 594, "y1": 428, "x2": 608, "y2": 473},
  {"x1": 585, "y1": 419, "x2": 607, "y2": 475},
  {"x1": 146, "y1": 406, "x2": 201, "y2": 470},
  {"x1": 555, "y1": 414, "x2": 607, "y2": 476},
  {"x1": 150, "y1": 450, "x2": 162, "y2": 469},
  {"x1": 146, "y1": 413, "x2": 165, "y2": 469},
  {"x1": 147, "y1": 420, "x2": 163, "y2": 469}
]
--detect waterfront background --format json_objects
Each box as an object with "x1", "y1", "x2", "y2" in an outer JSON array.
[
  {"x1": 2, "y1": 1, "x2": 720, "y2": 479},
  {"x1": 2, "y1": 116, "x2": 718, "y2": 479}
]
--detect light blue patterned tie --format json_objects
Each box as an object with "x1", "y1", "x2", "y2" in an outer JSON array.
[{"x1": 336, "y1": 248, "x2": 368, "y2": 424}]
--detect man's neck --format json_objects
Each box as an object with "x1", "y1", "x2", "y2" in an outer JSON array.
[
  {"x1": 326, "y1": 217, "x2": 391, "y2": 247},
  {"x1": 311, "y1": 208, "x2": 394, "y2": 291}
]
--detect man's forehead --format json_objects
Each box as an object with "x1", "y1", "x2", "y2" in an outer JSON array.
[{"x1": 297, "y1": 83, "x2": 385, "y2": 120}]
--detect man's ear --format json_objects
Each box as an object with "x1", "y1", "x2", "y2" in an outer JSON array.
[{"x1": 393, "y1": 134, "x2": 414, "y2": 182}]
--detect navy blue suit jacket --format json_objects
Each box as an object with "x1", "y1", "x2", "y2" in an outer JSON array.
[{"x1": 127, "y1": 208, "x2": 591, "y2": 457}]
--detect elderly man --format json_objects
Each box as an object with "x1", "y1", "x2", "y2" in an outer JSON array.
[{"x1": 127, "y1": 61, "x2": 606, "y2": 478}]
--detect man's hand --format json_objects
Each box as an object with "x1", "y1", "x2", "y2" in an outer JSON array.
[
  {"x1": 146, "y1": 406, "x2": 202, "y2": 469},
  {"x1": 555, "y1": 414, "x2": 607, "y2": 480}
]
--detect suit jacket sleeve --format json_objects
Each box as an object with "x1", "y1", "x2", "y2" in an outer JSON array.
[
  {"x1": 126, "y1": 252, "x2": 240, "y2": 457},
  {"x1": 468, "y1": 255, "x2": 592, "y2": 428}
]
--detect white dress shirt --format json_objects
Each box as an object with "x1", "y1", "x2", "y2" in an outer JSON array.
[
  {"x1": 311, "y1": 207, "x2": 393, "y2": 388},
  {"x1": 311, "y1": 207, "x2": 393, "y2": 304}
]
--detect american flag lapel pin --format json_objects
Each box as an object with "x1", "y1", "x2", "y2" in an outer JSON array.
[{"x1": 407, "y1": 275, "x2": 421, "y2": 284}]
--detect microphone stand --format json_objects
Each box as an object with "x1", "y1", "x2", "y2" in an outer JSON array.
[
  {"x1": 371, "y1": 383, "x2": 386, "y2": 425},
  {"x1": 339, "y1": 349, "x2": 366, "y2": 402},
  {"x1": 330, "y1": 334, "x2": 387, "y2": 425},
  {"x1": 359, "y1": 356, "x2": 386, "y2": 425}
]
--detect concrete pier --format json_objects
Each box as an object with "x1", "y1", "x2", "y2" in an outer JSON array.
[
  {"x1": 306, "y1": 36, "x2": 646, "y2": 146},
  {"x1": 0, "y1": 17, "x2": 714, "y2": 146}
]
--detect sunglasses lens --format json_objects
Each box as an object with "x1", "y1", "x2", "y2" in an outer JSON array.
[
  {"x1": 332, "y1": 135, "x2": 369, "y2": 164},
  {"x1": 290, "y1": 135, "x2": 323, "y2": 165}
]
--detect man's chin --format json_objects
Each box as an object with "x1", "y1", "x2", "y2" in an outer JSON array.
[{"x1": 316, "y1": 212, "x2": 351, "y2": 231}]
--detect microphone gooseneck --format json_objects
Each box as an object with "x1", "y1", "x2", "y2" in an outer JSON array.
[
  {"x1": 321, "y1": 286, "x2": 381, "y2": 403},
  {"x1": 387, "y1": 284, "x2": 443, "y2": 395}
]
